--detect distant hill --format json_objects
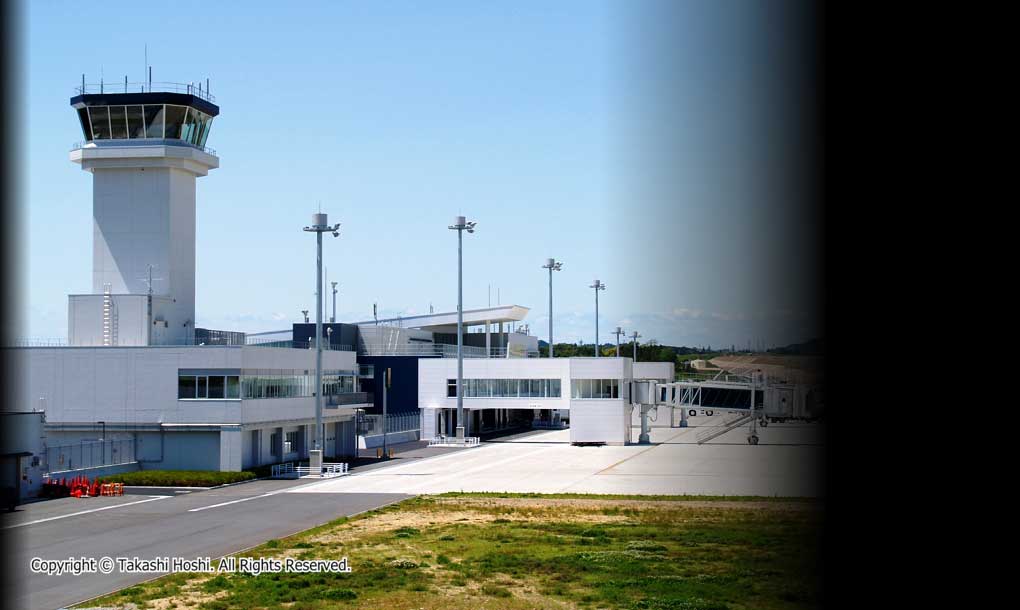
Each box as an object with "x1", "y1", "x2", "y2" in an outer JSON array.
[{"x1": 768, "y1": 338, "x2": 824, "y2": 356}]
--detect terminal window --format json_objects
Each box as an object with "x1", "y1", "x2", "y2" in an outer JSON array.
[
  {"x1": 179, "y1": 370, "x2": 356, "y2": 400},
  {"x1": 446, "y1": 378, "x2": 562, "y2": 398},
  {"x1": 570, "y1": 379, "x2": 620, "y2": 399},
  {"x1": 178, "y1": 374, "x2": 241, "y2": 399}
]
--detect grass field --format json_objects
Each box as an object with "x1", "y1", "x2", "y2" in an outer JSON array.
[{"x1": 79, "y1": 494, "x2": 823, "y2": 610}]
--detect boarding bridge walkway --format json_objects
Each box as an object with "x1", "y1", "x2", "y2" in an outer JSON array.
[{"x1": 638, "y1": 371, "x2": 767, "y2": 445}]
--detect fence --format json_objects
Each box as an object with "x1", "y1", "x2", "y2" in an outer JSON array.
[
  {"x1": 358, "y1": 343, "x2": 539, "y2": 358},
  {"x1": 327, "y1": 392, "x2": 373, "y2": 407},
  {"x1": 271, "y1": 462, "x2": 348, "y2": 479},
  {"x1": 358, "y1": 412, "x2": 420, "y2": 436},
  {"x1": 46, "y1": 439, "x2": 135, "y2": 474}
]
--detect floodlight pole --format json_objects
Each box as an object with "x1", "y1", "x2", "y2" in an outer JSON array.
[
  {"x1": 590, "y1": 280, "x2": 605, "y2": 357},
  {"x1": 449, "y1": 216, "x2": 476, "y2": 439},
  {"x1": 631, "y1": 331, "x2": 641, "y2": 362},
  {"x1": 615, "y1": 327, "x2": 624, "y2": 357},
  {"x1": 304, "y1": 213, "x2": 341, "y2": 451},
  {"x1": 542, "y1": 258, "x2": 562, "y2": 357}
]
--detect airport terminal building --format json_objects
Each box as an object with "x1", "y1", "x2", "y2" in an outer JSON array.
[{"x1": 7, "y1": 80, "x2": 675, "y2": 484}]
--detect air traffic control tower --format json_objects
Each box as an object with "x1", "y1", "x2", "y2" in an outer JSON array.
[{"x1": 68, "y1": 80, "x2": 219, "y2": 346}]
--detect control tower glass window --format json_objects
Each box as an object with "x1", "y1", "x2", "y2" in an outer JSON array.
[
  {"x1": 76, "y1": 108, "x2": 92, "y2": 140},
  {"x1": 144, "y1": 105, "x2": 164, "y2": 138},
  {"x1": 163, "y1": 105, "x2": 186, "y2": 139},
  {"x1": 126, "y1": 105, "x2": 145, "y2": 138},
  {"x1": 89, "y1": 106, "x2": 111, "y2": 139},
  {"x1": 74, "y1": 100, "x2": 215, "y2": 148},
  {"x1": 109, "y1": 105, "x2": 128, "y2": 139}
]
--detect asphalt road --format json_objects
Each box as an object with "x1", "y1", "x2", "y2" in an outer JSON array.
[{"x1": 2, "y1": 479, "x2": 410, "y2": 610}]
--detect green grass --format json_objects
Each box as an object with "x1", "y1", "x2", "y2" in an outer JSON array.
[
  {"x1": 436, "y1": 491, "x2": 812, "y2": 502},
  {"x1": 96, "y1": 470, "x2": 256, "y2": 487},
  {"x1": 80, "y1": 494, "x2": 823, "y2": 610}
]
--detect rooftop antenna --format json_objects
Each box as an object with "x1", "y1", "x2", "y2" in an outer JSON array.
[
  {"x1": 302, "y1": 309, "x2": 309, "y2": 323},
  {"x1": 429, "y1": 302, "x2": 434, "y2": 314},
  {"x1": 144, "y1": 44, "x2": 147, "y2": 89},
  {"x1": 373, "y1": 302, "x2": 378, "y2": 325},
  {"x1": 139, "y1": 264, "x2": 163, "y2": 295}
]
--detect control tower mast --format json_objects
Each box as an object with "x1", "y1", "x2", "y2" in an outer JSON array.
[{"x1": 67, "y1": 79, "x2": 219, "y2": 346}]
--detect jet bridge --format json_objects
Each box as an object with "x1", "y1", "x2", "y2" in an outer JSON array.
[{"x1": 632, "y1": 371, "x2": 768, "y2": 445}]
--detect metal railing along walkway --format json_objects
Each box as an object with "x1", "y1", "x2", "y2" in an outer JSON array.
[
  {"x1": 427, "y1": 436, "x2": 480, "y2": 447},
  {"x1": 271, "y1": 462, "x2": 349, "y2": 479},
  {"x1": 695, "y1": 413, "x2": 752, "y2": 445}
]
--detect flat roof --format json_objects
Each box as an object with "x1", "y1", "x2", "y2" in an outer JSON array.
[{"x1": 353, "y1": 305, "x2": 529, "y2": 332}]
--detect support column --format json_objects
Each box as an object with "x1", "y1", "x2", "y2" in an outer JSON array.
[
  {"x1": 486, "y1": 320, "x2": 491, "y2": 357},
  {"x1": 498, "y1": 322, "x2": 504, "y2": 355}
]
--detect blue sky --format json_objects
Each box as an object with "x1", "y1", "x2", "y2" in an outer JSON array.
[{"x1": 18, "y1": 1, "x2": 820, "y2": 349}]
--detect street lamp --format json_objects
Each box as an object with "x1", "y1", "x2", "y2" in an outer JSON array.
[
  {"x1": 541, "y1": 258, "x2": 563, "y2": 357},
  {"x1": 448, "y1": 216, "x2": 476, "y2": 439},
  {"x1": 590, "y1": 280, "x2": 606, "y2": 357},
  {"x1": 614, "y1": 326, "x2": 625, "y2": 357},
  {"x1": 303, "y1": 213, "x2": 341, "y2": 451},
  {"x1": 631, "y1": 331, "x2": 641, "y2": 362}
]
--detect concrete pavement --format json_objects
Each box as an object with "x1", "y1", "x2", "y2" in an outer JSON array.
[
  {"x1": 290, "y1": 416, "x2": 825, "y2": 497},
  {"x1": 2, "y1": 479, "x2": 409, "y2": 610}
]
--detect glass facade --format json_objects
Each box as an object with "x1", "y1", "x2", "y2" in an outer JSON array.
[
  {"x1": 178, "y1": 374, "x2": 241, "y2": 399},
  {"x1": 178, "y1": 369, "x2": 357, "y2": 400},
  {"x1": 446, "y1": 378, "x2": 562, "y2": 399},
  {"x1": 77, "y1": 104, "x2": 214, "y2": 147},
  {"x1": 570, "y1": 379, "x2": 621, "y2": 399}
]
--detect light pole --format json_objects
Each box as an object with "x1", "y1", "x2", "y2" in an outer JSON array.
[
  {"x1": 331, "y1": 282, "x2": 338, "y2": 323},
  {"x1": 614, "y1": 327, "x2": 625, "y2": 357},
  {"x1": 303, "y1": 213, "x2": 340, "y2": 451},
  {"x1": 590, "y1": 280, "x2": 605, "y2": 357},
  {"x1": 631, "y1": 331, "x2": 641, "y2": 362},
  {"x1": 542, "y1": 258, "x2": 562, "y2": 357},
  {"x1": 448, "y1": 216, "x2": 476, "y2": 439}
]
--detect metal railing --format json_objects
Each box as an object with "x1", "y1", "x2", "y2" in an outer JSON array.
[
  {"x1": 72, "y1": 139, "x2": 217, "y2": 156},
  {"x1": 532, "y1": 420, "x2": 569, "y2": 430},
  {"x1": 74, "y1": 81, "x2": 216, "y2": 103},
  {"x1": 45, "y1": 439, "x2": 135, "y2": 474},
  {"x1": 246, "y1": 339, "x2": 353, "y2": 352},
  {"x1": 358, "y1": 412, "x2": 420, "y2": 435},
  {"x1": 6, "y1": 338, "x2": 353, "y2": 351},
  {"x1": 696, "y1": 413, "x2": 752, "y2": 445},
  {"x1": 327, "y1": 392, "x2": 373, "y2": 407},
  {"x1": 428, "y1": 435, "x2": 480, "y2": 447},
  {"x1": 271, "y1": 462, "x2": 348, "y2": 479},
  {"x1": 358, "y1": 343, "x2": 538, "y2": 358}
]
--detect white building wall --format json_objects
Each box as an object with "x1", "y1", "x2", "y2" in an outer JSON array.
[
  {"x1": 90, "y1": 167, "x2": 198, "y2": 345},
  {"x1": 17, "y1": 346, "x2": 360, "y2": 427},
  {"x1": 633, "y1": 361, "x2": 675, "y2": 382},
  {"x1": 418, "y1": 357, "x2": 572, "y2": 412}
]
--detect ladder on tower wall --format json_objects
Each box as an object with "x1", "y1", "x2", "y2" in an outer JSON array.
[{"x1": 695, "y1": 412, "x2": 752, "y2": 445}]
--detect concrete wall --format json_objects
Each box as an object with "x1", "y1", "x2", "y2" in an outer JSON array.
[
  {"x1": 0, "y1": 412, "x2": 47, "y2": 500},
  {"x1": 419, "y1": 357, "x2": 637, "y2": 444},
  {"x1": 16, "y1": 345, "x2": 359, "y2": 427},
  {"x1": 633, "y1": 361, "x2": 675, "y2": 382},
  {"x1": 569, "y1": 401, "x2": 632, "y2": 445},
  {"x1": 418, "y1": 357, "x2": 572, "y2": 412},
  {"x1": 89, "y1": 167, "x2": 197, "y2": 345}
]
